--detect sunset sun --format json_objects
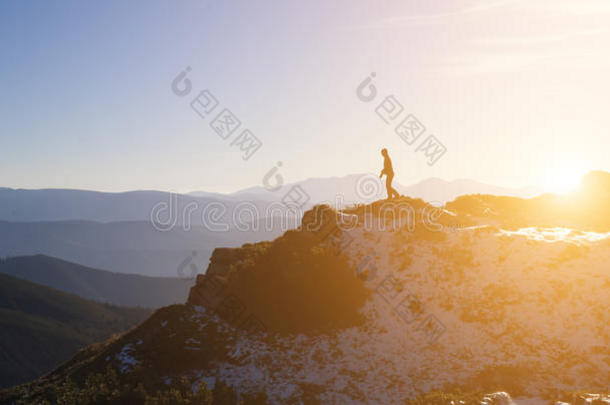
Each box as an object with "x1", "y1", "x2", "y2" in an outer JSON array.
[{"x1": 545, "y1": 166, "x2": 587, "y2": 194}]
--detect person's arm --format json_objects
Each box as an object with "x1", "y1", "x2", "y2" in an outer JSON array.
[{"x1": 379, "y1": 169, "x2": 385, "y2": 178}]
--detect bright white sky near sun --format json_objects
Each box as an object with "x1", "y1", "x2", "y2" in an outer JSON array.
[{"x1": 1, "y1": 0, "x2": 609, "y2": 194}]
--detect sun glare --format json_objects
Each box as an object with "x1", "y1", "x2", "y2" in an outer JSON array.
[{"x1": 544, "y1": 166, "x2": 587, "y2": 194}]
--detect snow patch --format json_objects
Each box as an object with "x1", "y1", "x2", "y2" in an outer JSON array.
[{"x1": 115, "y1": 344, "x2": 138, "y2": 374}]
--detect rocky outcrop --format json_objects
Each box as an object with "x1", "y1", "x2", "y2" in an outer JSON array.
[
  {"x1": 187, "y1": 204, "x2": 340, "y2": 309},
  {"x1": 187, "y1": 204, "x2": 369, "y2": 334},
  {"x1": 187, "y1": 243, "x2": 270, "y2": 307}
]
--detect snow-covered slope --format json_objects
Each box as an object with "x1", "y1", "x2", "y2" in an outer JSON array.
[{"x1": 182, "y1": 224, "x2": 609, "y2": 403}]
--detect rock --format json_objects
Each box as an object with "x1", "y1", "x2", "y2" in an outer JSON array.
[
  {"x1": 187, "y1": 243, "x2": 268, "y2": 306},
  {"x1": 480, "y1": 392, "x2": 513, "y2": 405},
  {"x1": 300, "y1": 204, "x2": 337, "y2": 232},
  {"x1": 187, "y1": 274, "x2": 227, "y2": 309},
  {"x1": 205, "y1": 247, "x2": 249, "y2": 278}
]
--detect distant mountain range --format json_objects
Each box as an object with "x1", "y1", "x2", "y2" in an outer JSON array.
[
  {"x1": 398, "y1": 177, "x2": 541, "y2": 203},
  {"x1": 0, "y1": 176, "x2": 542, "y2": 277},
  {"x1": 0, "y1": 255, "x2": 193, "y2": 308},
  {"x1": 0, "y1": 220, "x2": 286, "y2": 277},
  {"x1": 201, "y1": 174, "x2": 542, "y2": 205},
  {"x1": 1, "y1": 176, "x2": 541, "y2": 223},
  {"x1": 0, "y1": 188, "x2": 276, "y2": 223},
  {"x1": 0, "y1": 272, "x2": 149, "y2": 388}
]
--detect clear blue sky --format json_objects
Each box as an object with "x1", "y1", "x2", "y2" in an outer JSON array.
[{"x1": 1, "y1": 0, "x2": 609, "y2": 193}]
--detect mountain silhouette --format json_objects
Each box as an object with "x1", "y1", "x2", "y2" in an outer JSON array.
[{"x1": 219, "y1": 174, "x2": 543, "y2": 205}]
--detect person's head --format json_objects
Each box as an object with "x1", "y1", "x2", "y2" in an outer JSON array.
[{"x1": 381, "y1": 148, "x2": 388, "y2": 157}]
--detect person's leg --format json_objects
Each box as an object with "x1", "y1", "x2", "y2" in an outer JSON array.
[
  {"x1": 391, "y1": 186, "x2": 400, "y2": 199},
  {"x1": 385, "y1": 174, "x2": 392, "y2": 200},
  {"x1": 385, "y1": 175, "x2": 392, "y2": 200},
  {"x1": 387, "y1": 173, "x2": 399, "y2": 199}
]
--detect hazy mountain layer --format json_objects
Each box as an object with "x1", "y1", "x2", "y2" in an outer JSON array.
[
  {"x1": 0, "y1": 255, "x2": 193, "y2": 308},
  {"x1": 0, "y1": 220, "x2": 286, "y2": 277},
  {"x1": 0, "y1": 175, "x2": 541, "y2": 223}
]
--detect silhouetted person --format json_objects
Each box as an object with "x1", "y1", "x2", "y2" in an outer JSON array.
[{"x1": 379, "y1": 148, "x2": 400, "y2": 200}]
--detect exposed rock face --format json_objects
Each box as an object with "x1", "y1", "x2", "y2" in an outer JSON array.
[
  {"x1": 188, "y1": 251, "x2": 231, "y2": 309},
  {"x1": 187, "y1": 205, "x2": 369, "y2": 335},
  {"x1": 204, "y1": 246, "x2": 259, "y2": 278},
  {"x1": 188, "y1": 244, "x2": 269, "y2": 309}
]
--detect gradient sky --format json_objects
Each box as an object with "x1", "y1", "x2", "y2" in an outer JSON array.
[{"x1": 1, "y1": 0, "x2": 609, "y2": 193}]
